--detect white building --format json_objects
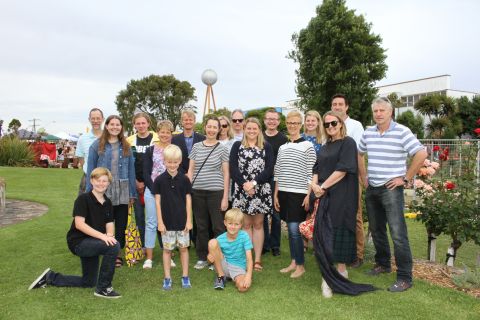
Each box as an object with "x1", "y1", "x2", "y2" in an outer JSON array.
[{"x1": 376, "y1": 74, "x2": 478, "y2": 118}]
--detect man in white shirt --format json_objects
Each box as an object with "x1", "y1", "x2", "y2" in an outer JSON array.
[
  {"x1": 231, "y1": 109, "x2": 244, "y2": 142},
  {"x1": 331, "y1": 94, "x2": 365, "y2": 268},
  {"x1": 75, "y1": 108, "x2": 104, "y2": 195}
]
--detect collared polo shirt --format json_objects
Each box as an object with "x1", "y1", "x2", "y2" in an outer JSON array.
[
  {"x1": 75, "y1": 131, "x2": 99, "y2": 173},
  {"x1": 358, "y1": 121, "x2": 424, "y2": 187},
  {"x1": 152, "y1": 171, "x2": 192, "y2": 231},
  {"x1": 66, "y1": 192, "x2": 114, "y2": 254}
]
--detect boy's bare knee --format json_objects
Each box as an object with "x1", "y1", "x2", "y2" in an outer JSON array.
[{"x1": 208, "y1": 239, "x2": 218, "y2": 250}]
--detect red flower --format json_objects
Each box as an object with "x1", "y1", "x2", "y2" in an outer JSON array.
[
  {"x1": 439, "y1": 153, "x2": 448, "y2": 161},
  {"x1": 443, "y1": 147, "x2": 449, "y2": 156},
  {"x1": 474, "y1": 128, "x2": 480, "y2": 136},
  {"x1": 432, "y1": 146, "x2": 440, "y2": 152},
  {"x1": 444, "y1": 181, "x2": 455, "y2": 190},
  {"x1": 476, "y1": 118, "x2": 480, "y2": 125}
]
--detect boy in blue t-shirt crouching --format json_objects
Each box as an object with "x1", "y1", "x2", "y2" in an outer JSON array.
[{"x1": 207, "y1": 208, "x2": 253, "y2": 292}]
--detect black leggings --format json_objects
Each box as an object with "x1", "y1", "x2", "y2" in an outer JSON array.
[{"x1": 113, "y1": 204, "x2": 129, "y2": 249}]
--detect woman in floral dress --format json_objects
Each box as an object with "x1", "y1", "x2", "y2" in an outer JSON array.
[{"x1": 230, "y1": 117, "x2": 274, "y2": 271}]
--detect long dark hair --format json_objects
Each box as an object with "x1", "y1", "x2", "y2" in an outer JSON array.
[{"x1": 98, "y1": 115, "x2": 131, "y2": 156}]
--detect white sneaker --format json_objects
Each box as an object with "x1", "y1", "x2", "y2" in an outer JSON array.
[
  {"x1": 208, "y1": 264, "x2": 214, "y2": 271},
  {"x1": 339, "y1": 270, "x2": 348, "y2": 279},
  {"x1": 170, "y1": 259, "x2": 176, "y2": 268},
  {"x1": 143, "y1": 259, "x2": 153, "y2": 269},
  {"x1": 194, "y1": 260, "x2": 208, "y2": 270},
  {"x1": 322, "y1": 279, "x2": 333, "y2": 298}
]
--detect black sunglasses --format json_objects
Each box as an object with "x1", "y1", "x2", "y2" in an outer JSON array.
[
  {"x1": 323, "y1": 121, "x2": 338, "y2": 128},
  {"x1": 221, "y1": 124, "x2": 228, "y2": 128},
  {"x1": 232, "y1": 119, "x2": 244, "y2": 123}
]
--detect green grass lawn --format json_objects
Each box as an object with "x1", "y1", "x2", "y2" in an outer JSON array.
[{"x1": 0, "y1": 167, "x2": 479, "y2": 320}]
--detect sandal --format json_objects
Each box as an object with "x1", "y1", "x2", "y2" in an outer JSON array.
[
  {"x1": 115, "y1": 257, "x2": 124, "y2": 268},
  {"x1": 254, "y1": 261, "x2": 263, "y2": 272}
]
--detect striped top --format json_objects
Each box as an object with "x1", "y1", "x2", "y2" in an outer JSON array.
[
  {"x1": 358, "y1": 121, "x2": 424, "y2": 187},
  {"x1": 189, "y1": 141, "x2": 229, "y2": 191},
  {"x1": 274, "y1": 138, "x2": 317, "y2": 194}
]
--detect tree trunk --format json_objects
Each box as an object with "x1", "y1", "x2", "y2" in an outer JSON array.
[
  {"x1": 446, "y1": 239, "x2": 462, "y2": 267},
  {"x1": 427, "y1": 232, "x2": 436, "y2": 262}
]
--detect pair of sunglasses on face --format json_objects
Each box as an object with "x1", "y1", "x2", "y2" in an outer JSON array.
[{"x1": 323, "y1": 120, "x2": 339, "y2": 128}]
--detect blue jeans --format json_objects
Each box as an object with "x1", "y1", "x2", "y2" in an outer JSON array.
[
  {"x1": 287, "y1": 222, "x2": 304, "y2": 265},
  {"x1": 366, "y1": 185, "x2": 412, "y2": 282},
  {"x1": 133, "y1": 196, "x2": 145, "y2": 247},
  {"x1": 48, "y1": 238, "x2": 120, "y2": 290},
  {"x1": 144, "y1": 188, "x2": 159, "y2": 249}
]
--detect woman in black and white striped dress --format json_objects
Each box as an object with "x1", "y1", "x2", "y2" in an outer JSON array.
[
  {"x1": 187, "y1": 115, "x2": 230, "y2": 270},
  {"x1": 274, "y1": 110, "x2": 317, "y2": 278}
]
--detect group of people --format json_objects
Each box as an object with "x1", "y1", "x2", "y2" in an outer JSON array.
[{"x1": 29, "y1": 94, "x2": 427, "y2": 299}]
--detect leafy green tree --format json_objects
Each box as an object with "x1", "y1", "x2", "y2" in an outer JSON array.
[
  {"x1": 396, "y1": 110, "x2": 424, "y2": 138},
  {"x1": 415, "y1": 94, "x2": 462, "y2": 138},
  {"x1": 457, "y1": 95, "x2": 480, "y2": 137},
  {"x1": 116, "y1": 74, "x2": 196, "y2": 134},
  {"x1": 8, "y1": 119, "x2": 21, "y2": 135},
  {"x1": 211, "y1": 107, "x2": 232, "y2": 118},
  {"x1": 288, "y1": 0, "x2": 387, "y2": 126}
]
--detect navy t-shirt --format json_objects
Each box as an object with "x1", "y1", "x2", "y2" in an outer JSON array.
[
  {"x1": 152, "y1": 171, "x2": 192, "y2": 231},
  {"x1": 66, "y1": 192, "x2": 114, "y2": 254}
]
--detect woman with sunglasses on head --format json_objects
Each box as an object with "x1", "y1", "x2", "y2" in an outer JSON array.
[
  {"x1": 311, "y1": 111, "x2": 375, "y2": 298},
  {"x1": 188, "y1": 115, "x2": 230, "y2": 270},
  {"x1": 230, "y1": 117, "x2": 274, "y2": 271},
  {"x1": 142, "y1": 120, "x2": 174, "y2": 269},
  {"x1": 86, "y1": 115, "x2": 137, "y2": 268},
  {"x1": 302, "y1": 110, "x2": 326, "y2": 155},
  {"x1": 274, "y1": 110, "x2": 317, "y2": 278}
]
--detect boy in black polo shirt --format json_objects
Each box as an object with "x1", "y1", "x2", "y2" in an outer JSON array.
[
  {"x1": 154, "y1": 144, "x2": 192, "y2": 290},
  {"x1": 29, "y1": 168, "x2": 121, "y2": 299}
]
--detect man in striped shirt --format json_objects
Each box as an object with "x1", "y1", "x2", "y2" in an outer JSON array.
[{"x1": 358, "y1": 97, "x2": 427, "y2": 292}]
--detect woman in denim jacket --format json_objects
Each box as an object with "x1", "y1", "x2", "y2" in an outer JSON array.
[{"x1": 87, "y1": 115, "x2": 137, "y2": 267}]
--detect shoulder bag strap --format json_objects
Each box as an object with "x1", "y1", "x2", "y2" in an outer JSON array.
[{"x1": 192, "y1": 142, "x2": 220, "y2": 185}]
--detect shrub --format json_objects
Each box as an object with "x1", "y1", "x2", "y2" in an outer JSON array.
[
  {"x1": 452, "y1": 264, "x2": 480, "y2": 289},
  {"x1": 0, "y1": 136, "x2": 35, "y2": 166}
]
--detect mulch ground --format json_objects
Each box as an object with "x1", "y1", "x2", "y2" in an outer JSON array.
[{"x1": 392, "y1": 259, "x2": 480, "y2": 299}]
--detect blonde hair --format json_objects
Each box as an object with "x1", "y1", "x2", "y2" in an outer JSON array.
[
  {"x1": 90, "y1": 167, "x2": 112, "y2": 183},
  {"x1": 163, "y1": 144, "x2": 182, "y2": 161},
  {"x1": 304, "y1": 110, "x2": 326, "y2": 144},
  {"x1": 156, "y1": 120, "x2": 174, "y2": 132},
  {"x1": 286, "y1": 110, "x2": 304, "y2": 123},
  {"x1": 241, "y1": 117, "x2": 265, "y2": 149},
  {"x1": 323, "y1": 111, "x2": 347, "y2": 141},
  {"x1": 218, "y1": 115, "x2": 234, "y2": 139},
  {"x1": 224, "y1": 208, "x2": 244, "y2": 224}
]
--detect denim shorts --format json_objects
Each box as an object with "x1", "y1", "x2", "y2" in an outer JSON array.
[
  {"x1": 221, "y1": 259, "x2": 246, "y2": 280},
  {"x1": 161, "y1": 231, "x2": 190, "y2": 250}
]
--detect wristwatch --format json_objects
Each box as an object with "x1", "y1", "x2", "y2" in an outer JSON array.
[
  {"x1": 402, "y1": 176, "x2": 409, "y2": 185},
  {"x1": 252, "y1": 180, "x2": 257, "y2": 187}
]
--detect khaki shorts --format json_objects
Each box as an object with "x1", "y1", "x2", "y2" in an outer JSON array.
[
  {"x1": 221, "y1": 259, "x2": 246, "y2": 280},
  {"x1": 161, "y1": 231, "x2": 190, "y2": 250}
]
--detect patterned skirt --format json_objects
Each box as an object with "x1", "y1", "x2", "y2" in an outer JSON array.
[{"x1": 333, "y1": 227, "x2": 356, "y2": 263}]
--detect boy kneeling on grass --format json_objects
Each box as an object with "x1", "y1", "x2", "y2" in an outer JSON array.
[
  {"x1": 29, "y1": 167, "x2": 121, "y2": 299},
  {"x1": 207, "y1": 208, "x2": 253, "y2": 292},
  {"x1": 154, "y1": 144, "x2": 193, "y2": 290}
]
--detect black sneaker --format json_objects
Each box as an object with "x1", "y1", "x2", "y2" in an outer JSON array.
[
  {"x1": 349, "y1": 258, "x2": 364, "y2": 269},
  {"x1": 213, "y1": 276, "x2": 225, "y2": 290},
  {"x1": 28, "y1": 268, "x2": 51, "y2": 290},
  {"x1": 94, "y1": 287, "x2": 122, "y2": 299},
  {"x1": 272, "y1": 248, "x2": 281, "y2": 256},
  {"x1": 366, "y1": 264, "x2": 391, "y2": 276},
  {"x1": 388, "y1": 280, "x2": 412, "y2": 292}
]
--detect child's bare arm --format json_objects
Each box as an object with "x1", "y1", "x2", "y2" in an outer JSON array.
[
  {"x1": 155, "y1": 194, "x2": 166, "y2": 233},
  {"x1": 243, "y1": 249, "x2": 253, "y2": 288},
  {"x1": 184, "y1": 194, "x2": 192, "y2": 232}
]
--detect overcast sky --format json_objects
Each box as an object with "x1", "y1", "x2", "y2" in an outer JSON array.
[{"x1": 0, "y1": 0, "x2": 478, "y2": 135}]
